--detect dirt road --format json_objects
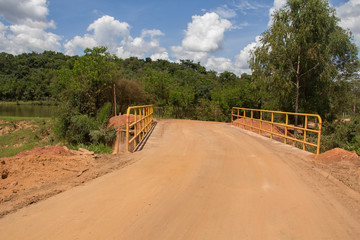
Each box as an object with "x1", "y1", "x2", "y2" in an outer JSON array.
[{"x1": 1, "y1": 119, "x2": 360, "y2": 239}]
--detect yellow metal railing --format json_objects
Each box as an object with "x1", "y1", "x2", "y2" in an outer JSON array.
[
  {"x1": 231, "y1": 107, "x2": 322, "y2": 154},
  {"x1": 126, "y1": 105, "x2": 154, "y2": 152}
]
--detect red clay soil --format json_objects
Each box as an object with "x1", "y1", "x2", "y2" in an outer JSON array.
[
  {"x1": 310, "y1": 148, "x2": 360, "y2": 193},
  {"x1": 1, "y1": 119, "x2": 360, "y2": 239},
  {"x1": 108, "y1": 114, "x2": 135, "y2": 128},
  {"x1": 0, "y1": 145, "x2": 134, "y2": 217},
  {"x1": 108, "y1": 114, "x2": 136, "y2": 154},
  {"x1": 1, "y1": 118, "x2": 360, "y2": 226},
  {"x1": 314, "y1": 147, "x2": 360, "y2": 163}
]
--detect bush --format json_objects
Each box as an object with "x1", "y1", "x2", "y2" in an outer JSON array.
[
  {"x1": 321, "y1": 115, "x2": 360, "y2": 155},
  {"x1": 55, "y1": 102, "x2": 116, "y2": 146},
  {"x1": 69, "y1": 114, "x2": 97, "y2": 144},
  {"x1": 90, "y1": 127, "x2": 117, "y2": 145},
  {"x1": 97, "y1": 102, "x2": 112, "y2": 126}
]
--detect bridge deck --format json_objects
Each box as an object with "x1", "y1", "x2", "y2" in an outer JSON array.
[{"x1": 1, "y1": 119, "x2": 359, "y2": 239}]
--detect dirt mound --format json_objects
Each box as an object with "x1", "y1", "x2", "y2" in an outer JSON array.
[
  {"x1": 108, "y1": 114, "x2": 135, "y2": 128},
  {"x1": 310, "y1": 148, "x2": 360, "y2": 193},
  {"x1": 315, "y1": 148, "x2": 360, "y2": 163},
  {"x1": 14, "y1": 145, "x2": 76, "y2": 158},
  {"x1": 0, "y1": 146, "x2": 133, "y2": 217}
]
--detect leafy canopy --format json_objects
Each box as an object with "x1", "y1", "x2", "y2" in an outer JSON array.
[{"x1": 250, "y1": 0, "x2": 359, "y2": 120}]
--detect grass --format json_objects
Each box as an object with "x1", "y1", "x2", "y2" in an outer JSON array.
[
  {"x1": 0, "y1": 114, "x2": 116, "y2": 157},
  {"x1": 0, "y1": 116, "x2": 52, "y2": 121},
  {"x1": 0, "y1": 100, "x2": 57, "y2": 106},
  {"x1": 0, "y1": 118, "x2": 114, "y2": 157},
  {"x1": 0, "y1": 119, "x2": 55, "y2": 158}
]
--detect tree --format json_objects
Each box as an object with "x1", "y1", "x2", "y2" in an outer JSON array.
[
  {"x1": 55, "y1": 47, "x2": 117, "y2": 144},
  {"x1": 350, "y1": 77, "x2": 360, "y2": 114},
  {"x1": 59, "y1": 46, "x2": 116, "y2": 115},
  {"x1": 250, "y1": 0, "x2": 359, "y2": 122}
]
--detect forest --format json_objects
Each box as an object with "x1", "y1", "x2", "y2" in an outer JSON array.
[
  {"x1": 0, "y1": 50, "x2": 259, "y2": 121},
  {"x1": 0, "y1": 0, "x2": 359, "y2": 154},
  {"x1": 0, "y1": 47, "x2": 359, "y2": 153}
]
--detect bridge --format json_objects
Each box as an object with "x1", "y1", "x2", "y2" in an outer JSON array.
[{"x1": 0, "y1": 114, "x2": 359, "y2": 239}]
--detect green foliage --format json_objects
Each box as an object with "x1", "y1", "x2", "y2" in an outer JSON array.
[
  {"x1": 321, "y1": 115, "x2": 360, "y2": 155},
  {"x1": 0, "y1": 48, "x2": 259, "y2": 123},
  {"x1": 0, "y1": 51, "x2": 70, "y2": 101},
  {"x1": 113, "y1": 78, "x2": 149, "y2": 114},
  {"x1": 1, "y1": 41, "x2": 358, "y2": 156},
  {"x1": 56, "y1": 102, "x2": 116, "y2": 146},
  {"x1": 68, "y1": 114, "x2": 97, "y2": 144},
  {"x1": 58, "y1": 46, "x2": 115, "y2": 115},
  {"x1": 97, "y1": 102, "x2": 112, "y2": 126},
  {"x1": 55, "y1": 47, "x2": 118, "y2": 146},
  {"x1": 250, "y1": 0, "x2": 359, "y2": 121},
  {"x1": 90, "y1": 127, "x2": 117, "y2": 145}
]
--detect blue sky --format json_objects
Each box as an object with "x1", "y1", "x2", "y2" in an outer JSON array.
[{"x1": 0, "y1": 0, "x2": 359, "y2": 75}]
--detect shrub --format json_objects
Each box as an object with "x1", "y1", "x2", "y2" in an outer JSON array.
[
  {"x1": 55, "y1": 102, "x2": 116, "y2": 146},
  {"x1": 321, "y1": 115, "x2": 360, "y2": 155}
]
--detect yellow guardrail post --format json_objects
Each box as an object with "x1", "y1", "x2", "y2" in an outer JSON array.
[
  {"x1": 317, "y1": 121, "x2": 322, "y2": 155},
  {"x1": 271, "y1": 112, "x2": 274, "y2": 139},
  {"x1": 303, "y1": 116, "x2": 308, "y2": 151},
  {"x1": 231, "y1": 108, "x2": 234, "y2": 125},
  {"x1": 243, "y1": 109, "x2": 246, "y2": 129},
  {"x1": 126, "y1": 105, "x2": 154, "y2": 153},
  {"x1": 231, "y1": 107, "x2": 322, "y2": 154},
  {"x1": 284, "y1": 114, "x2": 288, "y2": 144},
  {"x1": 250, "y1": 110, "x2": 253, "y2": 132},
  {"x1": 259, "y1": 110, "x2": 263, "y2": 135}
]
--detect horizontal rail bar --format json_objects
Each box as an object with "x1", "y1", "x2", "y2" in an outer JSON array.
[
  {"x1": 126, "y1": 105, "x2": 154, "y2": 152},
  {"x1": 232, "y1": 115, "x2": 320, "y2": 134},
  {"x1": 231, "y1": 107, "x2": 322, "y2": 154}
]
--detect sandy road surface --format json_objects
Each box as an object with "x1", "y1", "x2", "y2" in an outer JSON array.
[{"x1": 1, "y1": 119, "x2": 360, "y2": 239}]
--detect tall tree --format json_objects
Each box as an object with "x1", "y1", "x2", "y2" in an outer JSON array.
[
  {"x1": 250, "y1": 0, "x2": 359, "y2": 122},
  {"x1": 58, "y1": 46, "x2": 116, "y2": 115}
]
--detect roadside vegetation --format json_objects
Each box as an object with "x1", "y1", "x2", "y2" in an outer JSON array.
[
  {"x1": 0, "y1": 118, "x2": 54, "y2": 158},
  {"x1": 0, "y1": 0, "x2": 359, "y2": 156}
]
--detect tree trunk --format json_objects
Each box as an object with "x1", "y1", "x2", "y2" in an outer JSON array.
[
  {"x1": 295, "y1": 53, "x2": 301, "y2": 126},
  {"x1": 295, "y1": 76, "x2": 300, "y2": 126},
  {"x1": 354, "y1": 102, "x2": 356, "y2": 114}
]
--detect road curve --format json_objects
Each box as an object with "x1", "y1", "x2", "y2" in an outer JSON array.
[{"x1": 0, "y1": 119, "x2": 360, "y2": 239}]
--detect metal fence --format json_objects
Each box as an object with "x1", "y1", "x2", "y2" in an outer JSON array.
[
  {"x1": 126, "y1": 105, "x2": 154, "y2": 152},
  {"x1": 231, "y1": 107, "x2": 322, "y2": 154}
]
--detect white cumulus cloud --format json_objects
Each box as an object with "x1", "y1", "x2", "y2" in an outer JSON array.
[
  {"x1": 64, "y1": 15, "x2": 130, "y2": 55},
  {"x1": 116, "y1": 29, "x2": 167, "y2": 59},
  {"x1": 203, "y1": 36, "x2": 261, "y2": 76},
  {"x1": 268, "y1": 0, "x2": 287, "y2": 26},
  {"x1": 206, "y1": 0, "x2": 279, "y2": 76},
  {"x1": 0, "y1": 0, "x2": 49, "y2": 24},
  {"x1": 65, "y1": 15, "x2": 169, "y2": 60},
  {"x1": 0, "y1": 0, "x2": 62, "y2": 54},
  {"x1": 171, "y1": 12, "x2": 232, "y2": 62},
  {"x1": 205, "y1": 56, "x2": 235, "y2": 73},
  {"x1": 336, "y1": 0, "x2": 360, "y2": 45},
  {"x1": 214, "y1": 5, "x2": 237, "y2": 19},
  {"x1": 227, "y1": 0, "x2": 285, "y2": 75},
  {"x1": 233, "y1": 36, "x2": 262, "y2": 75}
]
